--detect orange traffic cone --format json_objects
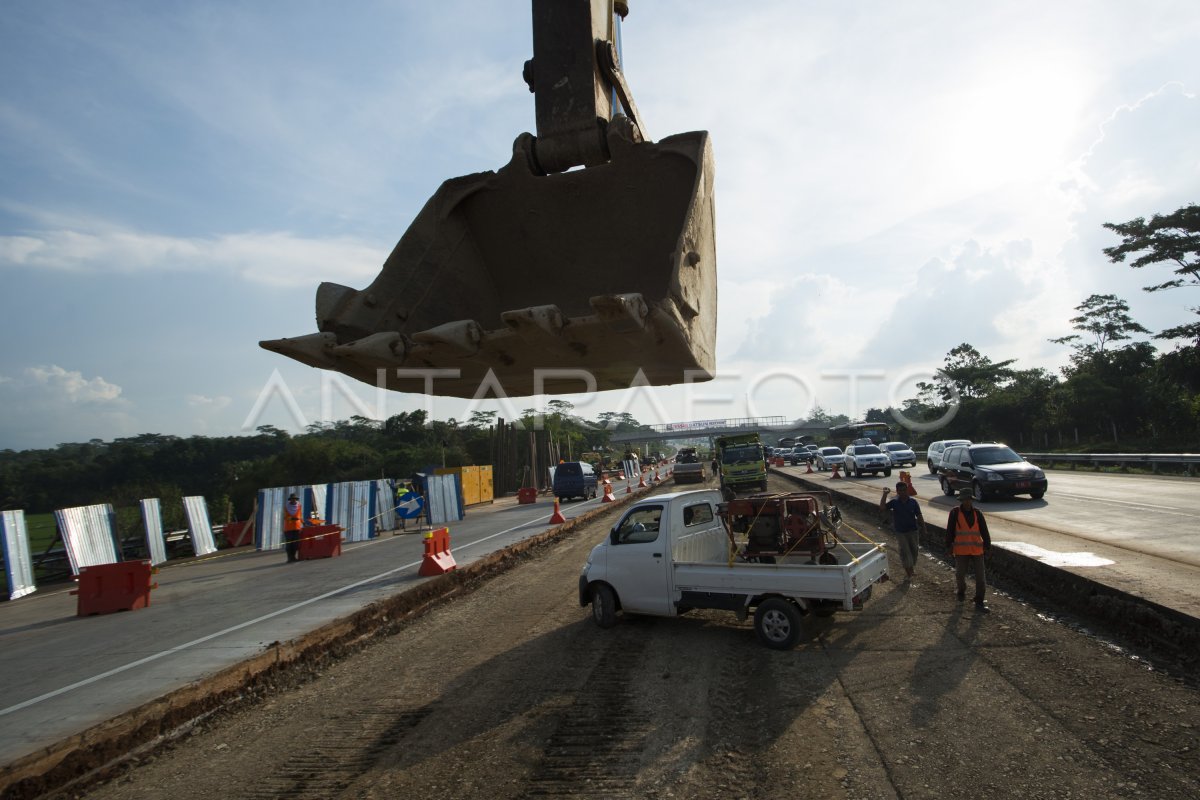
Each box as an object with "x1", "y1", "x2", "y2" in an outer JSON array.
[
  {"x1": 549, "y1": 498, "x2": 566, "y2": 525},
  {"x1": 625, "y1": 483, "x2": 632, "y2": 494},
  {"x1": 805, "y1": 461, "x2": 814, "y2": 474},
  {"x1": 601, "y1": 480, "x2": 615, "y2": 503},
  {"x1": 651, "y1": 470, "x2": 660, "y2": 484},
  {"x1": 830, "y1": 463, "x2": 842, "y2": 480},
  {"x1": 901, "y1": 470, "x2": 917, "y2": 496},
  {"x1": 638, "y1": 470, "x2": 647, "y2": 488}
]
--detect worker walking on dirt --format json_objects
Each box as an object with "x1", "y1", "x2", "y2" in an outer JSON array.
[
  {"x1": 945, "y1": 488, "x2": 992, "y2": 612},
  {"x1": 283, "y1": 493, "x2": 303, "y2": 563},
  {"x1": 880, "y1": 482, "x2": 927, "y2": 583}
]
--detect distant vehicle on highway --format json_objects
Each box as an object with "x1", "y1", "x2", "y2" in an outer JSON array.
[
  {"x1": 937, "y1": 443, "x2": 1048, "y2": 501},
  {"x1": 879, "y1": 441, "x2": 917, "y2": 467},
  {"x1": 843, "y1": 444, "x2": 892, "y2": 478},
  {"x1": 828, "y1": 421, "x2": 890, "y2": 448},
  {"x1": 926, "y1": 439, "x2": 971, "y2": 474},
  {"x1": 814, "y1": 446, "x2": 845, "y2": 472},
  {"x1": 787, "y1": 447, "x2": 810, "y2": 465}
]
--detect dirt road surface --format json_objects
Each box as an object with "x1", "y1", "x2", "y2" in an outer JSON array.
[{"x1": 77, "y1": 479, "x2": 1198, "y2": 800}]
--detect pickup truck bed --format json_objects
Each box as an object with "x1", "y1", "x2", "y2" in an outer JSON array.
[{"x1": 670, "y1": 525, "x2": 886, "y2": 611}]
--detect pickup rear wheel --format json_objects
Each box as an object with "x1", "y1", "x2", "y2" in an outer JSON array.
[
  {"x1": 753, "y1": 598, "x2": 803, "y2": 650},
  {"x1": 590, "y1": 584, "x2": 617, "y2": 629}
]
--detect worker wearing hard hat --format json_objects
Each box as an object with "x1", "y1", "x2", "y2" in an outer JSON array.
[{"x1": 283, "y1": 493, "x2": 303, "y2": 563}]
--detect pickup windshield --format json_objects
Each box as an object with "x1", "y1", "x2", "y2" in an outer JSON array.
[{"x1": 721, "y1": 445, "x2": 762, "y2": 464}]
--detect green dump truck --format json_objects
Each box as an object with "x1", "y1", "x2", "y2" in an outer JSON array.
[{"x1": 716, "y1": 433, "x2": 768, "y2": 495}]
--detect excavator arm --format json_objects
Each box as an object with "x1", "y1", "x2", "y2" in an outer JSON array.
[{"x1": 261, "y1": 0, "x2": 717, "y2": 398}]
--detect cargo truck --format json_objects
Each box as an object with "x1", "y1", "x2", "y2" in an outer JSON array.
[{"x1": 715, "y1": 433, "x2": 768, "y2": 495}]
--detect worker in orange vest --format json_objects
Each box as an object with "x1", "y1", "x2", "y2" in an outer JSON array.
[
  {"x1": 945, "y1": 488, "x2": 991, "y2": 612},
  {"x1": 283, "y1": 493, "x2": 303, "y2": 563}
]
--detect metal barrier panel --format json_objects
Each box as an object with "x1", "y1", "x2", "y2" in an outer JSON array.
[
  {"x1": 374, "y1": 479, "x2": 397, "y2": 532},
  {"x1": 53, "y1": 504, "x2": 120, "y2": 573},
  {"x1": 182, "y1": 496, "x2": 218, "y2": 557},
  {"x1": 256, "y1": 488, "x2": 285, "y2": 551},
  {"x1": 326, "y1": 480, "x2": 376, "y2": 543},
  {"x1": 426, "y1": 474, "x2": 463, "y2": 527},
  {"x1": 140, "y1": 498, "x2": 168, "y2": 566},
  {"x1": 1, "y1": 510, "x2": 36, "y2": 600}
]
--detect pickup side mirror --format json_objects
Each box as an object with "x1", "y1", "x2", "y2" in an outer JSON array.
[{"x1": 610, "y1": 525, "x2": 620, "y2": 545}]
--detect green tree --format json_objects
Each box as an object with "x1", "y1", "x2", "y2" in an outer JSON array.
[
  {"x1": 936, "y1": 344, "x2": 1016, "y2": 401},
  {"x1": 1103, "y1": 203, "x2": 1200, "y2": 342},
  {"x1": 1050, "y1": 294, "x2": 1150, "y2": 358}
]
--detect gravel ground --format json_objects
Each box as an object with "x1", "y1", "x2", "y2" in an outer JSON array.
[{"x1": 73, "y1": 478, "x2": 1199, "y2": 800}]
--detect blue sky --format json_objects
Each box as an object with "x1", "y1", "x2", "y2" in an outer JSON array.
[{"x1": 2, "y1": 1, "x2": 1198, "y2": 450}]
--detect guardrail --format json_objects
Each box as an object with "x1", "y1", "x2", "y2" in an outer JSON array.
[
  {"x1": 1019, "y1": 452, "x2": 1199, "y2": 475},
  {"x1": 914, "y1": 450, "x2": 1199, "y2": 475}
]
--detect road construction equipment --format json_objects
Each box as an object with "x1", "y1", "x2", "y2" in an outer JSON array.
[{"x1": 261, "y1": 0, "x2": 717, "y2": 398}]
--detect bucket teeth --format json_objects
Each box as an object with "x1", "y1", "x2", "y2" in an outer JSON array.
[
  {"x1": 258, "y1": 333, "x2": 340, "y2": 369},
  {"x1": 501, "y1": 304, "x2": 565, "y2": 339},
  {"x1": 588, "y1": 293, "x2": 649, "y2": 331},
  {"x1": 411, "y1": 319, "x2": 483, "y2": 356},
  {"x1": 331, "y1": 331, "x2": 406, "y2": 369}
]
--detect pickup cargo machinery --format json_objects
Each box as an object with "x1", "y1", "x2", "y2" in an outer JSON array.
[
  {"x1": 580, "y1": 490, "x2": 889, "y2": 649},
  {"x1": 261, "y1": 0, "x2": 717, "y2": 398}
]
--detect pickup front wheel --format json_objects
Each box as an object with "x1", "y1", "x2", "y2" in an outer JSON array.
[
  {"x1": 590, "y1": 584, "x2": 617, "y2": 629},
  {"x1": 753, "y1": 598, "x2": 803, "y2": 650}
]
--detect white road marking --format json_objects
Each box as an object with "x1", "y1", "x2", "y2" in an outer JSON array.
[
  {"x1": 0, "y1": 514, "x2": 551, "y2": 718},
  {"x1": 1051, "y1": 491, "x2": 1194, "y2": 516}
]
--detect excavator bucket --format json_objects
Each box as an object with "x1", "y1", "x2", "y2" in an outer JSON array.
[
  {"x1": 261, "y1": 0, "x2": 717, "y2": 398},
  {"x1": 261, "y1": 124, "x2": 716, "y2": 398}
]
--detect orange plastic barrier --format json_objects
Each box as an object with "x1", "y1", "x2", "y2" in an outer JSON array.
[
  {"x1": 517, "y1": 487, "x2": 538, "y2": 504},
  {"x1": 418, "y1": 527, "x2": 458, "y2": 576},
  {"x1": 71, "y1": 560, "x2": 157, "y2": 616},
  {"x1": 299, "y1": 524, "x2": 342, "y2": 560}
]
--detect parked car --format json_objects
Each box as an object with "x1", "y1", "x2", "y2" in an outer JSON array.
[
  {"x1": 879, "y1": 441, "x2": 917, "y2": 468},
  {"x1": 843, "y1": 444, "x2": 892, "y2": 477},
  {"x1": 814, "y1": 446, "x2": 845, "y2": 472},
  {"x1": 926, "y1": 439, "x2": 971, "y2": 474},
  {"x1": 553, "y1": 461, "x2": 598, "y2": 501},
  {"x1": 937, "y1": 443, "x2": 1048, "y2": 501}
]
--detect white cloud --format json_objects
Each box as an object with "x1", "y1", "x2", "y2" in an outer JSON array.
[
  {"x1": 187, "y1": 394, "x2": 232, "y2": 410},
  {"x1": 24, "y1": 365, "x2": 123, "y2": 404},
  {"x1": 0, "y1": 228, "x2": 389, "y2": 288},
  {"x1": 0, "y1": 366, "x2": 134, "y2": 449}
]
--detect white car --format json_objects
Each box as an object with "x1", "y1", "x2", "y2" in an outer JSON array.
[
  {"x1": 879, "y1": 441, "x2": 916, "y2": 467},
  {"x1": 843, "y1": 444, "x2": 892, "y2": 477},
  {"x1": 814, "y1": 446, "x2": 845, "y2": 472},
  {"x1": 926, "y1": 439, "x2": 972, "y2": 474}
]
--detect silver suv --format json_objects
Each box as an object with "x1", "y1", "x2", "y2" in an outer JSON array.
[
  {"x1": 843, "y1": 444, "x2": 892, "y2": 478},
  {"x1": 926, "y1": 439, "x2": 971, "y2": 474}
]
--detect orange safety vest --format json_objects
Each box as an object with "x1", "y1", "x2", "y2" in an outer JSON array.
[
  {"x1": 284, "y1": 501, "x2": 303, "y2": 532},
  {"x1": 952, "y1": 508, "x2": 984, "y2": 556}
]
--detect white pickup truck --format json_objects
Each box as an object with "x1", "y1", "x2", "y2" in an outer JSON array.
[{"x1": 579, "y1": 490, "x2": 889, "y2": 649}]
